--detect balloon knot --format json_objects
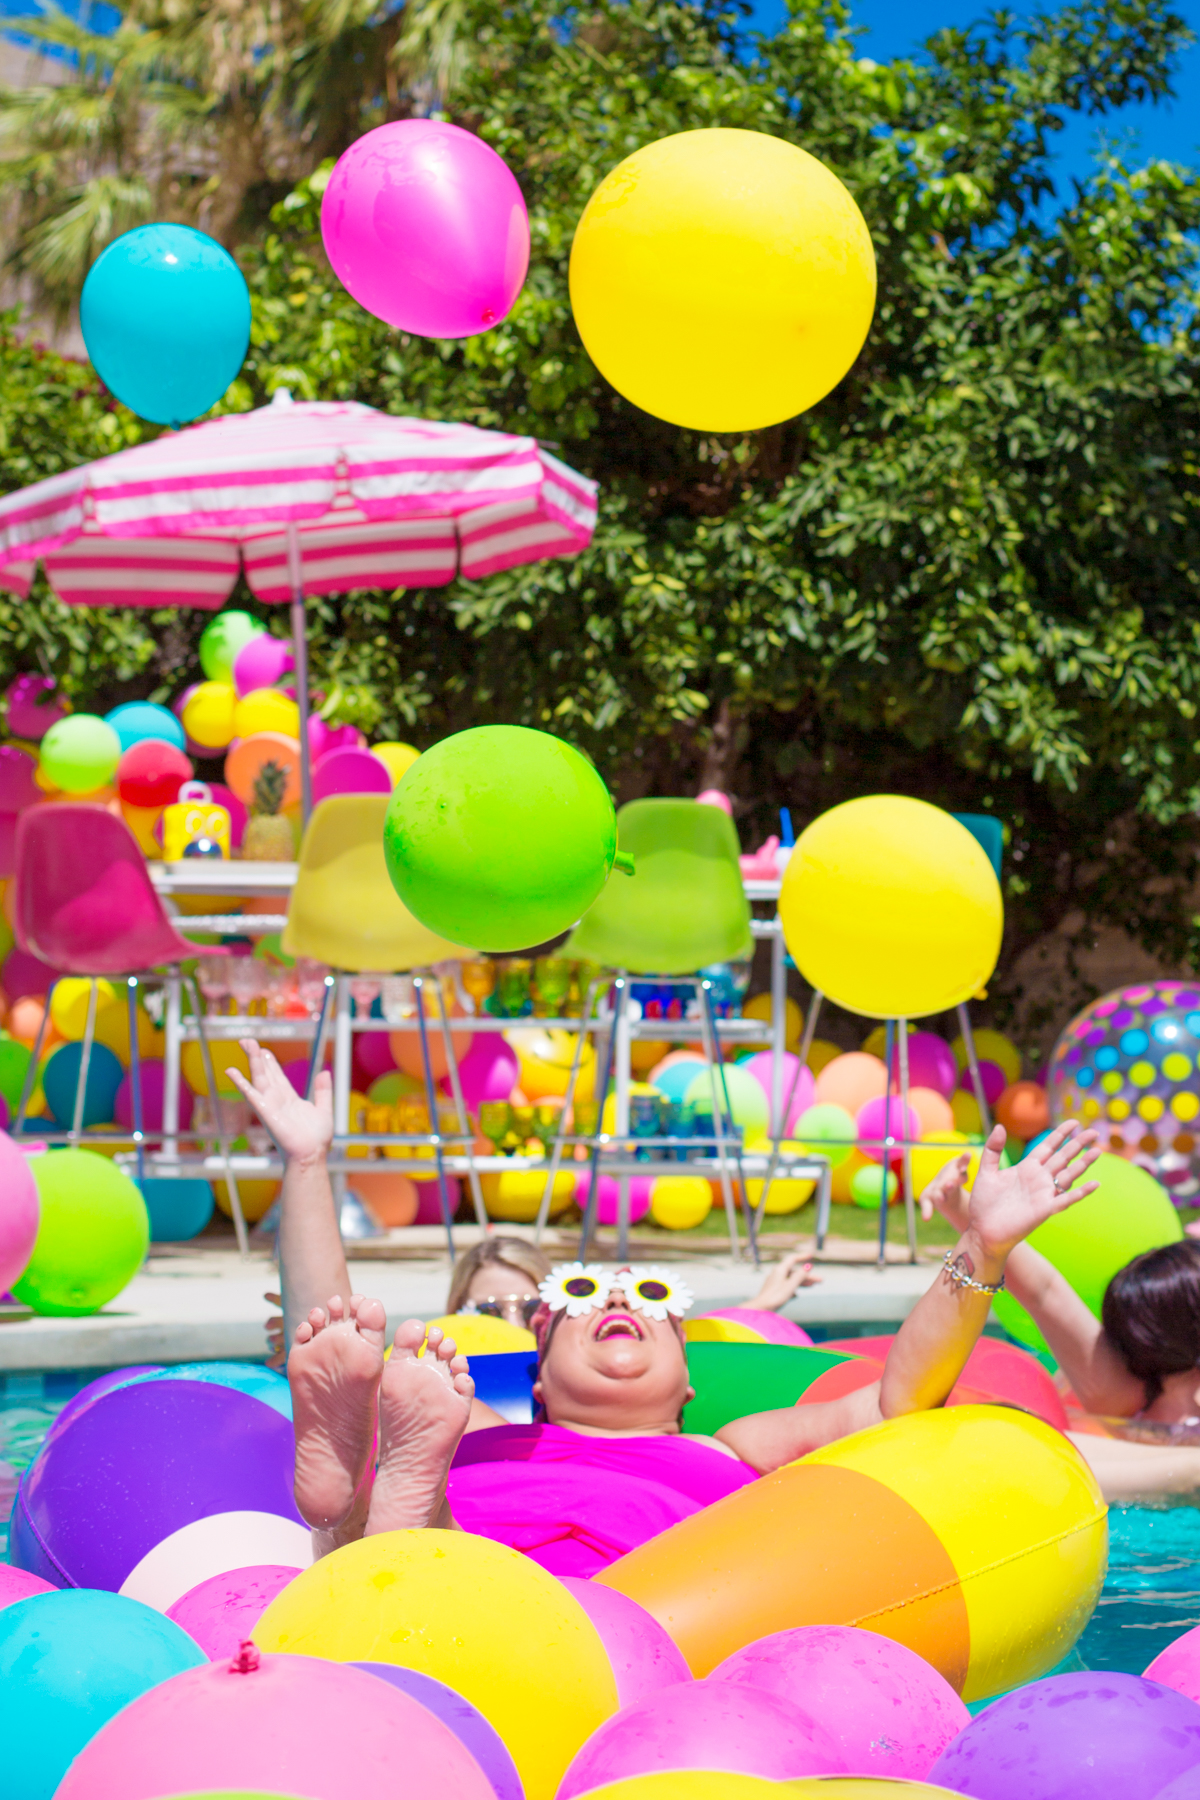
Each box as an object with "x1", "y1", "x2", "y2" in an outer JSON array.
[{"x1": 229, "y1": 1640, "x2": 261, "y2": 1673}]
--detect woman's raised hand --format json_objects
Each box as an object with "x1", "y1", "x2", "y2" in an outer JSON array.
[
  {"x1": 964, "y1": 1120, "x2": 1101, "y2": 1261},
  {"x1": 228, "y1": 1038, "x2": 333, "y2": 1165}
]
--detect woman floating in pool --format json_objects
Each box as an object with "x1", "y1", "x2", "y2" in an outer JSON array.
[
  {"x1": 923, "y1": 1160, "x2": 1200, "y2": 1500},
  {"x1": 230, "y1": 1040, "x2": 1101, "y2": 1568}
]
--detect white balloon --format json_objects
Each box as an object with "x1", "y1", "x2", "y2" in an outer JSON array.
[{"x1": 118, "y1": 1509, "x2": 313, "y2": 1613}]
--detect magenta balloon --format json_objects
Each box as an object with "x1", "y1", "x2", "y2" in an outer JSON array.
[
  {"x1": 54, "y1": 1649, "x2": 498, "y2": 1800},
  {"x1": 698, "y1": 1308, "x2": 814, "y2": 1347},
  {"x1": 574, "y1": 1171, "x2": 651, "y2": 1227},
  {"x1": 205, "y1": 781, "x2": 247, "y2": 848},
  {"x1": 559, "y1": 1576, "x2": 692, "y2": 1708},
  {"x1": 6, "y1": 673, "x2": 67, "y2": 741},
  {"x1": 354, "y1": 1032, "x2": 396, "y2": 1084},
  {"x1": 1146, "y1": 1625, "x2": 1200, "y2": 1703},
  {"x1": 929, "y1": 1672, "x2": 1200, "y2": 1800},
  {"x1": 2, "y1": 944, "x2": 57, "y2": 1000},
  {"x1": 557, "y1": 1678, "x2": 846, "y2": 1797},
  {"x1": 0, "y1": 1564, "x2": 55, "y2": 1610},
  {"x1": 960, "y1": 1058, "x2": 1006, "y2": 1106},
  {"x1": 233, "y1": 633, "x2": 293, "y2": 698},
  {"x1": 414, "y1": 1178, "x2": 461, "y2": 1224},
  {"x1": 890, "y1": 1030, "x2": 957, "y2": 1099},
  {"x1": 855, "y1": 1093, "x2": 923, "y2": 1165},
  {"x1": 321, "y1": 120, "x2": 530, "y2": 338},
  {"x1": 311, "y1": 745, "x2": 392, "y2": 805},
  {"x1": 741, "y1": 1052, "x2": 814, "y2": 1132},
  {"x1": 0, "y1": 744, "x2": 39, "y2": 811},
  {"x1": 166, "y1": 1563, "x2": 300, "y2": 1660},
  {"x1": 0, "y1": 1128, "x2": 39, "y2": 1293},
  {"x1": 0, "y1": 811, "x2": 15, "y2": 881},
  {"x1": 710, "y1": 1624, "x2": 969, "y2": 1782},
  {"x1": 454, "y1": 1035, "x2": 519, "y2": 1109},
  {"x1": 115, "y1": 1059, "x2": 194, "y2": 1133}
]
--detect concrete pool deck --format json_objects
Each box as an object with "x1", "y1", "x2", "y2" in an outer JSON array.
[{"x1": 0, "y1": 1229, "x2": 949, "y2": 1371}]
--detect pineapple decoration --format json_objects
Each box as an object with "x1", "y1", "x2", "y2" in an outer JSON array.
[{"x1": 242, "y1": 759, "x2": 295, "y2": 861}]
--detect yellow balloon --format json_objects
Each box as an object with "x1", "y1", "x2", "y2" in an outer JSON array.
[
  {"x1": 742, "y1": 991, "x2": 803, "y2": 1051},
  {"x1": 743, "y1": 1137, "x2": 815, "y2": 1214},
  {"x1": 181, "y1": 680, "x2": 236, "y2": 750},
  {"x1": 779, "y1": 797, "x2": 1003, "y2": 1019},
  {"x1": 181, "y1": 1037, "x2": 251, "y2": 1096},
  {"x1": 649, "y1": 1174, "x2": 712, "y2": 1230},
  {"x1": 372, "y1": 741, "x2": 421, "y2": 785},
  {"x1": 569, "y1": 129, "x2": 876, "y2": 432},
  {"x1": 480, "y1": 1166, "x2": 576, "y2": 1222},
  {"x1": 94, "y1": 1002, "x2": 164, "y2": 1066},
  {"x1": 254, "y1": 1528, "x2": 619, "y2": 1800},
  {"x1": 805, "y1": 1037, "x2": 841, "y2": 1075},
  {"x1": 214, "y1": 1175, "x2": 278, "y2": 1222},
  {"x1": 909, "y1": 1127, "x2": 972, "y2": 1198},
  {"x1": 420, "y1": 1311, "x2": 536, "y2": 1354},
  {"x1": 952, "y1": 1088, "x2": 984, "y2": 1136},
  {"x1": 830, "y1": 1145, "x2": 871, "y2": 1202},
  {"x1": 49, "y1": 978, "x2": 118, "y2": 1040},
  {"x1": 952, "y1": 1027, "x2": 1022, "y2": 1085},
  {"x1": 508, "y1": 1027, "x2": 596, "y2": 1102},
  {"x1": 233, "y1": 686, "x2": 301, "y2": 741}
]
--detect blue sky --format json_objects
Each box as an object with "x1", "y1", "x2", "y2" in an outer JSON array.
[{"x1": 750, "y1": 1, "x2": 1200, "y2": 193}]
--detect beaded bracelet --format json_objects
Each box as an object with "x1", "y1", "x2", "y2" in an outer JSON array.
[{"x1": 941, "y1": 1250, "x2": 1006, "y2": 1296}]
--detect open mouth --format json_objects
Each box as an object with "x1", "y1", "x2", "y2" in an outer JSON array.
[{"x1": 594, "y1": 1312, "x2": 643, "y2": 1342}]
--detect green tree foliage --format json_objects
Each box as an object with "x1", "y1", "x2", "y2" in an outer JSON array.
[{"x1": 1, "y1": 0, "x2": 1199, "y2": 1031}]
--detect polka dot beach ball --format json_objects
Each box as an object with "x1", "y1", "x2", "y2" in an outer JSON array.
[{"x1": 1050, "y1": 981, "x2": 1200, "y2": 1200}]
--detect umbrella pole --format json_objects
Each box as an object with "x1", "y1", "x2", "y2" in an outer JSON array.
[{"x1": 286, "y1": 522, "x2": 313, "y2": 822}]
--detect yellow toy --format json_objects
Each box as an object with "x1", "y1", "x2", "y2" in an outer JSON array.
[
  {"x1": 569, "y1": 129, "x2": 876, "y2": 431},
  {"x1": 254, "y1": 1528, "x2": 620, "y2": 1800},
  {"x1": 161, "y1": 782, "x2": 231, "y2": 861},
  {"x1": 780, "y1": 797, "x2": 1003, "y2": 1020}
]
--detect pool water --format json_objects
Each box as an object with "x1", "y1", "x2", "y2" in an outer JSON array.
[{"x1": 4, "y1": 1370, "x2": 1200, "y2": 1678}]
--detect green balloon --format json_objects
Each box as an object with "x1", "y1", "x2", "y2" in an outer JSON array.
[
  {"x1": 794, "y1": 1101, "x2": 857, "y2": 1169},
  {"x1": 992, "y1": 1151, "x2": 1182, "y2": 1353},
  {"x1": 13, "y1": 1148, "x2": 148, "y2": 1316},
  {"x1": 684, "y1": 1064, "x2": 769, "y2": 1136},
  {"x1": 383, "y1": 725, "x2": 620, "y2": 952},
  {"x1": 199, "y1": 608, "x2": 262, "y2": 682},
  {"x1": 0, "y1": 1036, "x2": 31, "y2": 1112},
  {"x1": 851, "y1": 1162, "x2": 898, "y2": 1209},
  {"x1": 40, "y1": 714, "x2": 121, "y2": 793}
]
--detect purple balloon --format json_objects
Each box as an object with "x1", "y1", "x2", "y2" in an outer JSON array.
[
  {"x1": 354, "y1": 1663, "x2": 523, "y2": 1800},
  {"x1": 10, "y1": 1380, "x2": 302, "y2": 1590},
  {"x1": 890, "y1": 1030, "x2": 957, "y2": 1099},
  {"x1": 6, "y1": 673, "x2": 67, "y2": 741},
  {"x1": 311, "y1": 745, "x2": 392, "y2": 805},
  {"x1": 47, "y1": 1366, "x2": 165, "y2": 1444},
  {"x1": 959, "y1": 1058, "x2": 1006, "y2": 1106},
  {"x1": 454, "y1": 1035, "x2": 519, "y2": 1110},
  {"x1": 115, "y1": 1058, "x2": 194, "y2": 1132},
  {"x1": 741, "y1": 1052, "x2": 814, "y2": 1133},
  {"x1": 930, "y1": 1672, "x2": 1200, "y2": 1800}
]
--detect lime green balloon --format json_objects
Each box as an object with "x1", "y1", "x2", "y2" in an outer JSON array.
[
  {"x1": 0, "y1": 1036, "x2": 31, "y2": 1112},
  {"x1": 851, "y1": 1163, "x2": 898, "y2": 1208},
  {"x1": 684, "y1": 1064, "x2": 769, "y2": 1136},
  {"x1": 992, "y1": 1151, "x2": 1182, "y2": 1353},
  {"x1": 383, "y1": 725, "x2": 620, "y2": 952},
  {"x1": 13, "y1": 1148, "x2": 148, "y2": 1316},
  {"x1": 794, "y1": 1102, "x2": 857, "y2": 1169},
  {"x1": 199, "y1": 608, "x2": 263, "y2": 682},
  {"x1": 40, "y1": 714, "x2": 121, "y2": 793}
]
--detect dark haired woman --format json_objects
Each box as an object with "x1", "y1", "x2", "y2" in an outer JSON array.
[{"x1": 923, "y1": 1166, "x2": 1200, "y2": 1499}]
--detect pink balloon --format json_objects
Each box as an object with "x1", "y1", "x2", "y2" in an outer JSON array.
[
  {"x1": 54, "y1": 1648, "x2": 498, "y2": 1800},
  {"x1": 453, "y1": 1035, "x2": 519, "y2": 1110},
  {"x1": 741, "y1": 1052, "x2": 814, "y2": 1133},
  {"x1": 557, "y1": 1679, "x2": 846, "y2": 1798},
  {"x1": 206, "y1": 781, "x2": 248, "y2": 850},
  {"x1": 559, "y1": 1577, "x2": 691, "y2": 1708},
  {"x1": 575, "y1": 1171, "x2": 652, "y2": 1227},
  {"x1": 311, "y1": 745, "x2": 392, "y2": 805},
  {"x1": 2, "y1": 944, "x2": 57, "y2": 1000},
  {"x1": 279, "y1": 1058, "x2": 318, "y2": 1097},
  {"x1": 0, "y1": 811, "x2": 16, "y2": 881},
  {"x1": 6, "y1": 673, "x2": 67, "y2": 741},
  {"x1": 321, "y1": 120, "x2": 530, "y2": 339},
  {"x1": 695, "y1": 789, "x2": 733, "y2": 815},
  {"x1": 0, "y1": 1564, "x2": 55, "y2": 1611},
  {"x1": 1146, "y1": 1625, "x2": 1200, "y2": 1703},
  {"x1": 960, "y1": 1057, "x2": 1006, "y2": 1106},
  {"x1": 413, "y1": 1178, "x2": 462, "y2": 1224},
  {"x1": 697, "y1": 1307, "x2": 814, "y2": 1347},
  {"x1": 855, "y1": 1093, "x2": 923, "y2": 1166},
  {"x1": 710, "y1": 1625, "x2": 969, "y2": 1782},
  {"x1": 0, "y1": 744, "x2": 39, "y2": 811},
  {"x1": 233, "y1": 634, "x2": 294, "y2": 699},
  {"x1": 166, "y1": 1563, "x2": 300, "y2": 1661},
  {"x1": 355, "y1": 1032, "x2": 397, "y2": 1084},
  {"x1": 115, "y1": 1060, "x2": 194, "y2": 1132},
  {"x1": 0, "y1": 1128, "x2": 39, "y2": 1294},
  {"x1": 889, "y1": 1030, "x2": 957, "y2": 1100}
]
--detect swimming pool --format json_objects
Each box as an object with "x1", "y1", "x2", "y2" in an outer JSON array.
[{"x1": 3, "y1": 1367, "x2": 1199, "y2": 1677}]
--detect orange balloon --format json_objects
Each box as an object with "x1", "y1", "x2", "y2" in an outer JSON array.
[
  {"x1": 353, "y1": 1170, "x2": 420, "y2": 1227},
  {"x1": 9, "y1": 996, "x2": 45, "y2": 1043},
  {"x1": 223, "y1": 731, "x2": 303, "y2": 809},
  {"x1": 814, "y1": 1051, "x2": 887, "y2": 1115},
  {"x1": 904, "y1": 1085, "x2": 956, "y2": 1136},
  {"x1": 995, "y1": 1080, "x2": 1050, "y2": 1141},
  {"x1": 389, "y1": 1014, "x2": 473, "y2": 1081}
]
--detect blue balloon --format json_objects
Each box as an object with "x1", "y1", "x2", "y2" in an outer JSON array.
[
  {"x1": 0, "y1": 1588, "x2": 204, "y2": 1800},
  {"x1": 104, "y1": 702, "x2": 186, "y2": 755},
  {"x1": 42, "y1": 1040, "x2": 124, "y2": 1129},
  {"x1": 80, "y1": 223, "x2": 251, "y2": 426},
  {"x1": 137, "y1": 1175, "x2": 213, "y2": 1240}
]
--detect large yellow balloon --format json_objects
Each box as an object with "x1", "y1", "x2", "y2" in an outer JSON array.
[
  {"x1": 569, "y1": 129, "x2": 876, "y2": 432},
  {"x1": 254, "y1": 1529, "x2": 619, "y2": 1800},
  {"x1": 779, "y1": 797, "x2": 1003, "y2": 1020}
]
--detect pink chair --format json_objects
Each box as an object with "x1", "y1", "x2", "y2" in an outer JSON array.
[{"x1": 12, "y1": 806, "x2": 248, "y2": 1249}]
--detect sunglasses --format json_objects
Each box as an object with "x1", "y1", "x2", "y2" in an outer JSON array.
[
  {"x1": 460, "y1": 1294, "x2": 543, "y2": 1328},
  {"x1": 539, "y1": 1263, "x2": 694, "y2": 1322}
]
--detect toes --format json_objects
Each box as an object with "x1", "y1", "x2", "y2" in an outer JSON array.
[
  {"x1": 452, "y1": 1372, "x2": 476, "y2": 1399},
  {"x1": 327, "y1": 1296, "x2": 346, "y2": 1323},
  {"x1": 355, "y1": 1296, "x2": 388, "y2": 1338},
  {"x1": 294, "y1": 1320, "x2": 314, "y2": 1344},
  {"x1": 392, "y1": 1318, "x2": 426, "y2": 1359},
  {"x1": 434, "y1": 1333, "x2": 459, "y2": 1363},
  {"x1": 448, "y1": 1352, "x2": 470, "y2": 1377},
  {"x1": 306, "y1": 1307, "x2": 328, "y2": 1335},
  {"x1": 425, "y1": 1326, "x2": 444, "y2": 1354}
]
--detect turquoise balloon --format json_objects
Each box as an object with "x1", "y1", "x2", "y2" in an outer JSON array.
[
  {"x1": 104, "y1": 702, "x2": 186, "y2": 755},
  {"x1": 80, "y1": 224, "x2": 251, "y2": 426}
]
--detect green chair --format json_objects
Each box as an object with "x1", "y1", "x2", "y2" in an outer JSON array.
[{"x1": 564, "y1": 799, "x2": 752, "y2": 973}]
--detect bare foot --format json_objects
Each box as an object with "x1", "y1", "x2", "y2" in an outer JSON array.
[
  {"x1": 366, "y1": 1322, "x2": 475, "y2": 1534},
  {"x1": 289, "y1": 1293, "x2": 386, "y2": 1530}
]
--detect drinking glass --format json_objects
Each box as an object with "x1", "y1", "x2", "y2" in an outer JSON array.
[
  {"x1": 461, "y1": 959, "x2": 496, "y2": 1013},
  {"x1": 477, "y1": 1101, "x2": 512, "y2": 1155},
  {"x1": 196, "y1": 953, "x2": 229, "y2": 1015},
  {"x1": 509, "y1": 1103, "x2": 535, "y2": 1152},
  {"x1": 572, "y1": 961, "x2": 607, "y2": 1015},
  {"x1": 532, "y1": 1099, "x2": 564, "y2": 1153},
  {"x1": 296, "y1": 958, "x2": 331, "y2": 1017},
  {"x1": 226, "y1": 954, "x2": 265, "y2": 1018},
  {"x1": 572, "y1": 1097, "x2": 601, "y2": 1147},
  {"x1": 495, "y1": 958, "x2": 532, "y2": 1018},
  {"x1": 533, "y1": 956, "x2": 572, "y2": 1019},
  {"x1": 629, "y1": 1092, "x2": 664, "y2": 1161},
  {"x1": 348, "y1": 976, "x2": 381, "y2": 1017},
  {"x1": 380, "y1": 975, "x2": 416, "y2": 1023}
]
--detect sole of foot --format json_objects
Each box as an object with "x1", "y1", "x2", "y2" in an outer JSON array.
[
  {"x1": 289, "y1": 1293, "x2": 387, "y2": 1531},
  {"x1": 366, "y1": 1321, "x2": 475, "y2": 1535}
]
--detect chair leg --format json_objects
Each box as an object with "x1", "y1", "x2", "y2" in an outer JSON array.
[
  {"x1": 432, "y1": 980, "x2": 488, "y2": 1232},
  {"x1": 695, "y1": 978, "x2": 743, "y2": 1262},
  {"x1": 70, "y1": 978, "x2": 99, "y2": 1147},
  {"x1": 577, "y1": 976, "x2": 622, "y2": 1260},
  {"x1": 330, "y1": 973, "x2": 351, "y2": 1231},
  {"x1": 534, "y1": 978, "x2": 601, "y2": 1245},
  {"x1": 184, "y1": 973, "x2": 248, "y2": 1258},
  {"x1": 613, "y1": 974, "x2": 634, "y2": 1262},
  {"x1": 413, "y1": 974, "x2": 455, "y2": 1264},
  {"x1": 127, "y1": 977, "x2": 145, "y2": 1188},
  {"x1": 754, "y1": 988, "x2": 825, "y2": 1235},
  {"x1": 14, "y1": 979, "x2": 55, "y2": 1135},
  {"x1": 304, "y1": 975, "x2": 335, "y2": 1102},
  {"x1": 162, "y1": 968, "x2": 182, "y2": 1161}
]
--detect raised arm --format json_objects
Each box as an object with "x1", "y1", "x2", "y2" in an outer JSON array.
[
  {"x1": 228, "y1": 1040, "x2": 349, "y2": 1348},
  {"x1": 717, "y1": 1121, "x2": 1101, "y2": 1471},
  {"x1": 920, "y1": 1150, "x2": 1145, "y2": 1416}
]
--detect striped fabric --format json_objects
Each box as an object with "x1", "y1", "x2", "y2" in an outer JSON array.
[{"x1": 0, "y1": 398, "x2": 598, "y2": 607}]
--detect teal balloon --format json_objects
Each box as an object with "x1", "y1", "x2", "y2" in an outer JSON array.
[
  {"x1": 80, "y1": 224, "x2": 250, "y2": 426},
  {"x1": 43, "y1": 1041, "x2": 123, "y2": 1128},
  {"x1": 104, "y1": 702, "x2": 186, "y2": 755},
  {"x1": 138, "y1": 1176, "x2": 214, "y2": 1241}
]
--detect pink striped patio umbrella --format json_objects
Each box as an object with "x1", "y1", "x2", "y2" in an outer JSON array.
[{"x1": 0, "y1": 390, "x2": 598, "y2": 811}]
